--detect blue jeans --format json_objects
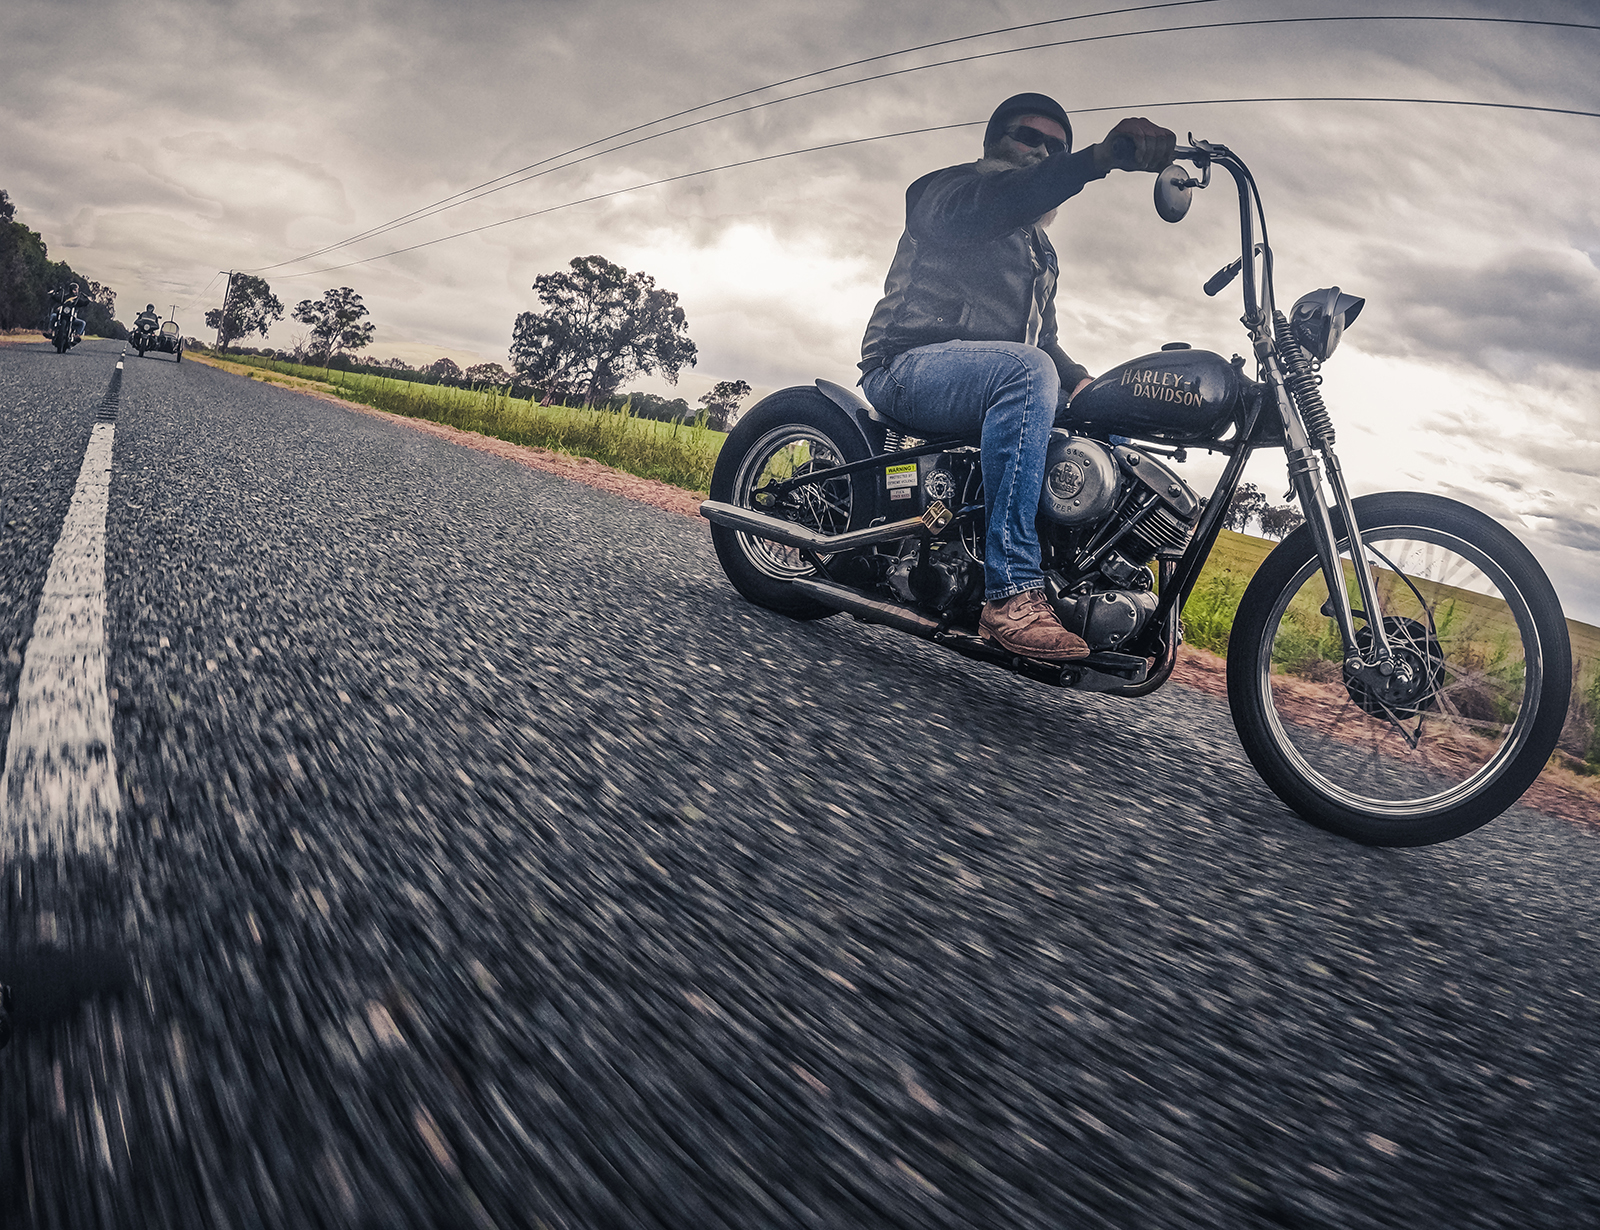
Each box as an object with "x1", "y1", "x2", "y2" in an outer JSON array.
[{"x1": 862, "y1": 340, "x2": 1059, "y2": 601}]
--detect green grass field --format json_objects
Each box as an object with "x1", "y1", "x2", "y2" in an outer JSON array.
[{"x1": 200, "y1": 353, "x2": 726, "y2": 492}]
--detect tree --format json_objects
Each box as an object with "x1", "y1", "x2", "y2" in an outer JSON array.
[
  {"x1": 206, "y1": 273, "x2": 284, "y2": 352},
  {"x1": 291, "y1": 287, "x2": 375, "y2": 367},
  {"x1": 1223, "y1": 482, "x2": 1268, "y2": 533},
  {"x1": 427, "y1": 357, "x2": 463, "y2": 382},
  {"x1": 509, "y1": 255, "x2": 697, "y2": 406},
  {"x1": 697, "y1": 379, "x2": 752, "y2": 431},
  {"x1": 464, "y1": 361, "x2": 509, "y2": 386},
  {"x1": 0, "y1": 189, "x2": 125, "y2": 335},
  {"x1": 1259, "y1": 504, "x2": 1306, "y2": 540},
  {"x1": 622, "y1": 391, "x2": 694, "y2": 424},
  {"x1": 382, "y1": 357, "x2": 413, "y2": 370}
]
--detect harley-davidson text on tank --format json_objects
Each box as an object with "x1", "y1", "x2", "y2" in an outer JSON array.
[{"x1": 1061, "y1": 346, "x2": 1242, "y2": 445}]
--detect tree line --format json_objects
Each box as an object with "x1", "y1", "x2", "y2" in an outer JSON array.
[
  {"x1": 208, "y1": 253, "x2": 752, "y2": 429},
  {"x1": 0, "y1": 190, "x2": 126, "y2": 338},
  {"x1": 1223, "y1": 483, "x2": 1306, "y2": 540}
]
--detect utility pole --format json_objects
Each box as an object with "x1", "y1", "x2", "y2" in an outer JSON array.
[{"x1": 215, "y1": 271, "x2": 235, "y2": 352}]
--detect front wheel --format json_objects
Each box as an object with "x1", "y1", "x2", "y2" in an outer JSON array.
[
  {"x1": 707, "y1": 387, "x2": 873, "y2": 619},
  {"x1": 1227, "y1": 492, "x2": 1571, "y2": 846}
]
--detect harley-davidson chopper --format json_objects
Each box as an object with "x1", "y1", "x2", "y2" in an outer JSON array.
[{"x1": 700, "y1": 138, "x2": 1571, "y2": 847}]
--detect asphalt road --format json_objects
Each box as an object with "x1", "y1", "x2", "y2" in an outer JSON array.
[{"x1": 2, "y1": 337, "x2": 1598, "y2": 1229}]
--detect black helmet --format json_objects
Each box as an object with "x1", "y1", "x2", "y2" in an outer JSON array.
[
  {"x1": 983, "y1": 93, "x2": 1073, "y2": 153},
  {"x1": 68, "y1": 282, "x2": 79, "y2": 293},
  {"x1": 146, "y1": 303, "x2": 155, "y2": 312}
]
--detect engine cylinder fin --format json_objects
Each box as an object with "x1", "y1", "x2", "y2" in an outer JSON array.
[{"x1": 1127, "y1": 504, "x2": 1193, "y2": 557}]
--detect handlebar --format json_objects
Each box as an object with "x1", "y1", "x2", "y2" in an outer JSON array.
[{"x1": 1109, "y1": 139, "x2": 1209, "y2": 172}]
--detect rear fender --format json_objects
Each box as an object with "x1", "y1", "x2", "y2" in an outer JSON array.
[{"x1": 813, "y1": 379, "x2": 887, "y2": 455}]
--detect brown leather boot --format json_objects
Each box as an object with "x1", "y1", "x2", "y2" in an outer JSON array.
[{"x1": 979, "y1": 589, "x2": 1090, "y2": 661}]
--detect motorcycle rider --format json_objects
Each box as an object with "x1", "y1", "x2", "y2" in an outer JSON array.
[
  {"x1": 47, "y1": 282, "x2": 90, "y2": 341},
  {"x1": 134, "y1": 303, "x2": 160, "y2": 334},
  {"x1": 859, "y1": 93, "x2": 1174, "y2": 661}
]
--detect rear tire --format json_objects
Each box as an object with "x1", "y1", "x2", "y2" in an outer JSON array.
[
  {"x1": 1227, "y1": 492, "x2": 1571, "y2": 845},
  {"x1": 707, "y1": 387, "x2": 874, "y2": 619}
]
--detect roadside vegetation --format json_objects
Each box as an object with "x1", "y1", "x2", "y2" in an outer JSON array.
[
  {"x1": 190, "y1": 350, "x2": 724, "y2": 492},
  {"x1": 0, "y1": 188, "x2": 126, "y2": 338}
]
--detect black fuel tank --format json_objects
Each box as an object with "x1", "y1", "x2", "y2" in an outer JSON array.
[{"x1": 1060, "y1": 347, "x2": 1241, "y2": 445}]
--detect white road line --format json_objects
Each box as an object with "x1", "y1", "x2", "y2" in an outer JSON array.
[{"x1": 1, "y1": 402, "x2": 121, "y2": 859}]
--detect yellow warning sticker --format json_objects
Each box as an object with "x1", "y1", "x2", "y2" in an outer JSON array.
[{"x1": 885, "y1": 463, "x2": 918, "y2": 490}]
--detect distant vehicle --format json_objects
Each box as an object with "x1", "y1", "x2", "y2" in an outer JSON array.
[
  {"x1": 44, "y1": 285, "x2": 87, "y2": 353},
  {"x1": 134, "y1": 316, "x2": 183, "y2": 362}
]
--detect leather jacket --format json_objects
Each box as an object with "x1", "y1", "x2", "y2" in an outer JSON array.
[{"x1": 860, "y1": 147, "x2": 1106, "y2": 388}]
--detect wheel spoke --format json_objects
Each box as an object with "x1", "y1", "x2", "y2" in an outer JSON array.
[
  {"x1": 731, "y1": 426, "x2": 854, "y2": 581},
  {"x1": 1261, "y1": 525, "x2": 1540, "y2": 813}
]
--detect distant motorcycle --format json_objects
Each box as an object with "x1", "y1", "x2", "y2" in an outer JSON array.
[
  {"x1": 134, "y1": 316, "x2": 183, "y2": 362},
  {"x1": 47, "y1": 299, "x2": 83, "y2": 354},
  {"x1": 701, "y1": 136, "x2": 1572, "y2": 847},
  {"x1": 131, "y1": 316, "x2": 159, "y2": 356}
]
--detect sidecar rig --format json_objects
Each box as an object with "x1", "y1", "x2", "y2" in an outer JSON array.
[{"x1": 134, "y1": 315, "x2": 184, "y2": 361}]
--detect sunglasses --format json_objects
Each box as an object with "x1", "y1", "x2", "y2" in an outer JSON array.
[{"x1": 1004, "y1": 125, "x2": 1067, "y2": 155}]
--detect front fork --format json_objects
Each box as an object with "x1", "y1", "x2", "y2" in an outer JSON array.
[{"x1": 1263, "y1": 353, "x2": 1401, "y2": 679}]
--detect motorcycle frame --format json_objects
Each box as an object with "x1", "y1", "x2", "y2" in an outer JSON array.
[{"x1": 753, "y1": 140, "x2": 1397, "y2": 684}]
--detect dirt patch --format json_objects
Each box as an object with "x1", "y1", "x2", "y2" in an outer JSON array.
[{"x1": 345, "y1": 404, "x2": 710, "y2": 520}]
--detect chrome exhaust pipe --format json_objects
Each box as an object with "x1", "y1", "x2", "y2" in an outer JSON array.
[
  {"x1": 699, "y1": 500, "x2": 953, "y2": 555},
  {"x1": 789, "y1": 577, "x2": 945, "y2": 638}
]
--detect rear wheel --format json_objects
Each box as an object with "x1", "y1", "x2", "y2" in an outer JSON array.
[
  {"x1": 1227, "y1": 492, "x2": 1571, "y2": 845},
  {"x1": 707, "y1": 387, "x2": 873, "y2": 619}
]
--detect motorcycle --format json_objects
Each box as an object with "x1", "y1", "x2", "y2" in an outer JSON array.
[
  {"x1": 132, "y1": 317, "x2": 160, "y2": 357},
  {"x1": 133, "y1": 316, "x2": 183, "y2": 361},
  {"x1": 47, "y1": 301, "x2": 83, "y2": 354},
  {"x1": 700, "y1": 137, "x2": 1572, "y2": 848}
]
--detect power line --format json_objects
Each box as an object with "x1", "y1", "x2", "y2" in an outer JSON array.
[
  {"x1": 270, "y1": 94, "x2": 1600, "y2": 281},
  {"x1": 249, "y1": 0, "x2": 1226, "y2": 272},
  {"x1": 250, "y1": 12, "x2": 1599, "y2": 274},
  {"x1": 180, "y1": 270, "x2": 224, "y2": 316}
]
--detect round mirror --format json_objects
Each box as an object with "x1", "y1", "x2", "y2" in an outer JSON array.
[{"x1": 1154, "y1": 163, "x2": 1192, "y2": 223}]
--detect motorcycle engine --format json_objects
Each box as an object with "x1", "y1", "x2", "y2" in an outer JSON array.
[
  {"x1": 885, "y1": 536, "x2": 982, "y2": 613},
  {"x1": 1039, "y1": 432, "x2": 1201, "y2": 650}
]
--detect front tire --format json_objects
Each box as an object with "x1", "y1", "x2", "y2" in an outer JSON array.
[
  {"x1": 1227, "y1": 492, "x2": 1571, "y2": 846},
  {"x1": 707, "y1": 387, "x2": 873, "y2": 619}
]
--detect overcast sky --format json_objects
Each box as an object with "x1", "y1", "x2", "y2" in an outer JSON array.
[{"x1": 4, "y1": 0, "x2": 1598, "y2": 623}]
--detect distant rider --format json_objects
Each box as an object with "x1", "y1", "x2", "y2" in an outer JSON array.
[
  {"x1": 47, "y1": 282, "x2": 90, "y2": 341},
  {"x1": 134, "y1": 303, "x2": 160, "y2": 334},
  {"x1": 859, "y1": 93, "x2": 1174, "y2": 662}
]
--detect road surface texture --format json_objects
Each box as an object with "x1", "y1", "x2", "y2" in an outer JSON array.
[{"x1": 2, "y1": 338, "x2": 1598, "y2": 1229}]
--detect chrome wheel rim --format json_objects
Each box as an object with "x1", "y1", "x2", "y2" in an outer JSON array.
[{"x1": 1255, "y1": 523, "x2": 1543, "y2": 817}]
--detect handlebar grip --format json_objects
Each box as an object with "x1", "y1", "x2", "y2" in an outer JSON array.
[{"x1": 1203, "y1": 262, "x2": 1242, "y2": 298}]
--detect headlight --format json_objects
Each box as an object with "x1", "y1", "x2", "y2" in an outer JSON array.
[{"x1": 1288, "y1": 286, "x2": 1365, "y2": 362}]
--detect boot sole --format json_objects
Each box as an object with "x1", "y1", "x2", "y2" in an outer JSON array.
[{"x1": 978, "y1": 630, "x2": 1092, "y2": 663}]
